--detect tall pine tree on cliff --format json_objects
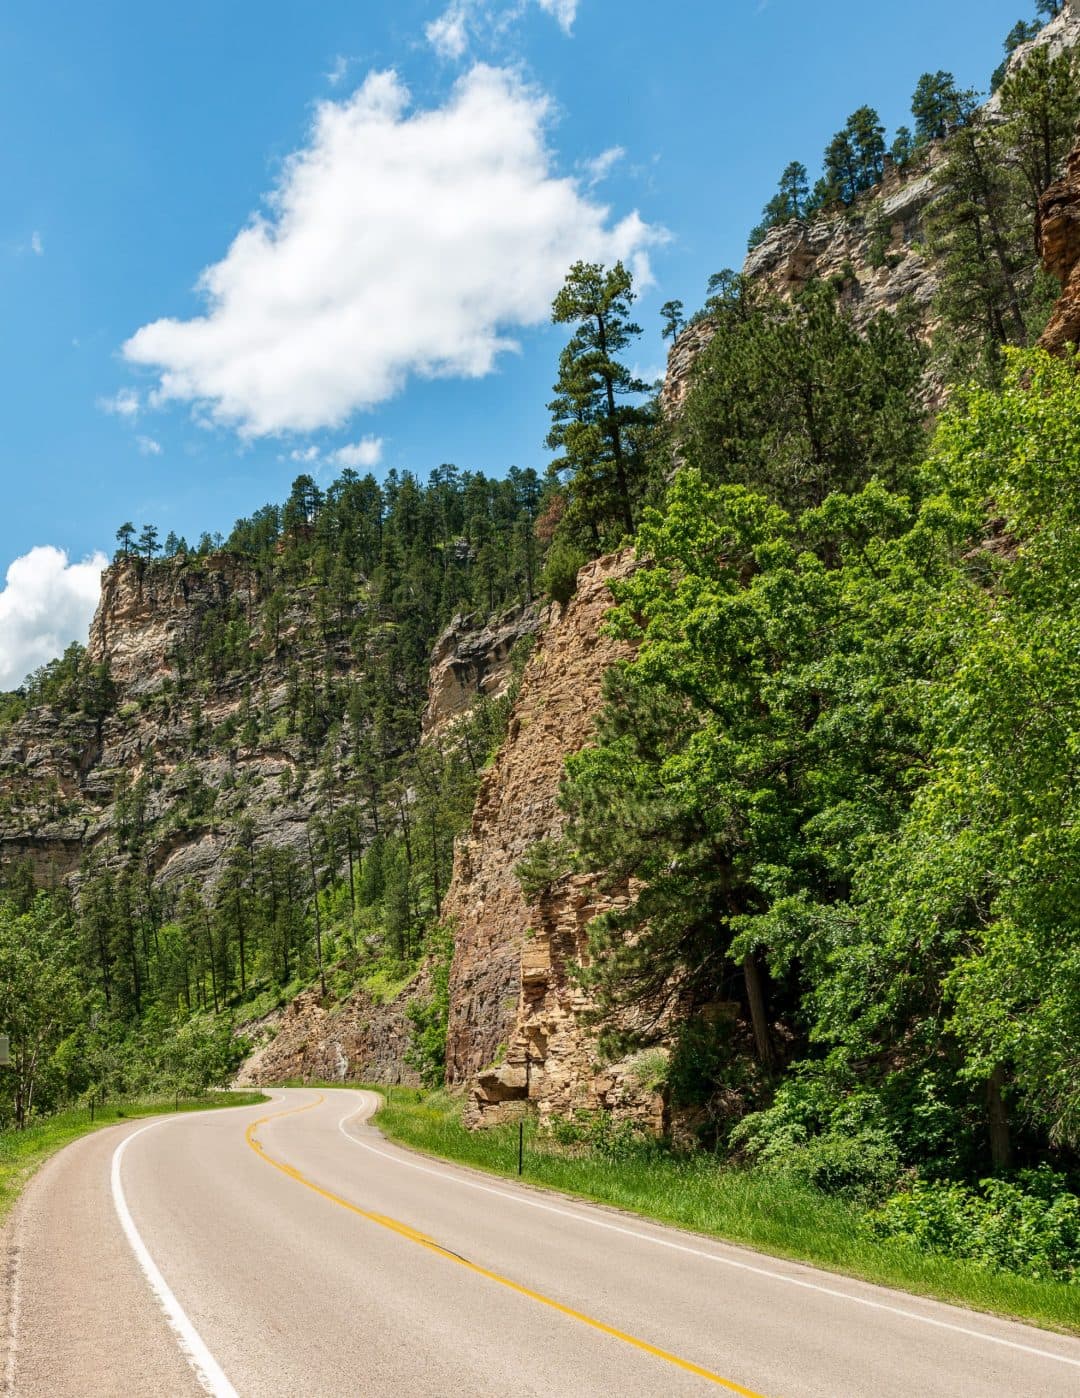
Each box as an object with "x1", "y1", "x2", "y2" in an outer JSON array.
[{"x1": 546, "y1": 261, "x2": 651, "y2": 546}]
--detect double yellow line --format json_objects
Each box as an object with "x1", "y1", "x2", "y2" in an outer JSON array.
[{"x1": 245, "y1": 1095, "x2": 766, "y2": 1396}]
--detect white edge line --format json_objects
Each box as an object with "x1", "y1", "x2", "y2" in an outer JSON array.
[
  {"x1": 111, "y1": 1120, "x2": 238, "y2": 1398},
  {"x1": 335, "y1": 1094, "x2": 1080, "y2": 1373}
]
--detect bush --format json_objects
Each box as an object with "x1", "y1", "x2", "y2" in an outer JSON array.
[
  {"x1": 541, "y1": 541, "x2": 588, "y2": 606},
  {"x1": 547, "y1": 1108, "x2": 658, "y2": 1162},
  {"x1": 732, "y1": 1068, "x2": 903, "y2": 1200},
  {"x1": 871, "y1": 1168, "x2": 1080, "y2": 1284},
  {"x1": 514, "y1": 836, "x2": 573, "y2": 901}
]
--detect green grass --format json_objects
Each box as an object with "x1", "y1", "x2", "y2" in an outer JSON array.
[
  {"x1": 0, "y1": 1091, "x2": 267, "y2": 1227},
  {"x1": 372, "y1": 1087, "x2": 1080, "y2": 1337}
]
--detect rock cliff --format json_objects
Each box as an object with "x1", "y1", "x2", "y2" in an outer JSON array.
[
  {"x1": 0, "y1": 553, "x2": 352, "y2": 887},
  {"x1": 1038, "y1": 141, "x2": 1080, "y2": 354},
  {"x1": 441, "y1": 551, "x2": 671, "y2": 1131},
  {"x1": 422, "y1": 602, "x2": 542, "y2": 743},
  {"x1": 235, "y1": 975, "x2": 427, "y2": 1088},
  {"x1": 661, "y1": 2, "x2": 1080, "y2": 417}
]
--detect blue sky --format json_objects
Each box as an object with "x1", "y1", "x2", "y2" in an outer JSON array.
[{"x1": 0, "y1": 0, "x2": 1038, "y2": 684}]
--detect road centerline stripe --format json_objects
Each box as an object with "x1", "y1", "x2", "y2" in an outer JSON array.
[
  {"x1": 337, "y1": 1094, "x2": 1080, "y2": 1373},
  {"x1": 246, "y1": 1094, "x2": 764, "y2": 1396},
  {"x1": 112, "y1": 1121, "x2": 239, "y2": 1398}
]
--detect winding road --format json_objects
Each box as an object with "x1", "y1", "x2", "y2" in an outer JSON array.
[{"x1": 2, "y1": 1088, "x2": 1078, "y2": 1396}]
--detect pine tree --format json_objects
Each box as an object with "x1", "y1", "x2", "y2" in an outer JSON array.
[
  {"x1": 546, "y1": 261, "x2": 651, "y2": 545},
  {"x1": 911, "y1": 71, "x2": 965, "y2": 145},
  {"x1": 660, "y1": 300, "x2": 685, "y2": 343}
]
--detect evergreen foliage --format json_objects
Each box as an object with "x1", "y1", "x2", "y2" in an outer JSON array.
[
  {"x1": 546, "y1": 260, "x2": 653, "y2": 547},
  {"x1": 680, "y1": 277, "x2": 926, "y2": 511}
]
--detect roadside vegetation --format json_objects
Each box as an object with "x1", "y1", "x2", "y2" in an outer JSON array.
[
  {"x1": 1, "y1": 0, "x2": 1079, "y2": 1327},
  {"x1": 0, "y1": 1091, "x2": 265, "y2": 1227},
  {"x1": 374, "y1": 1088, "x2": 1080, "y2": 1336}
]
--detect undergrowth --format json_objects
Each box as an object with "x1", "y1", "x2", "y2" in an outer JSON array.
[{"x1": 372, "y1": 1088, "x2": 1080, "y2": 1336}]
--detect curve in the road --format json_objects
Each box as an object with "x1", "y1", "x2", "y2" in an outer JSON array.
[
  {"x1": 245, "y1": 1094, "x2": 764, "y2": 1396},
  {"x1": 335, "y1": 1100, "x2": 1080, "y2": 1376}
]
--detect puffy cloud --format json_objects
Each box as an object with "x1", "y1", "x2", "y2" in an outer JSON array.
[
  {"x1": 98, "y1": 387, "x2": 140, "y2": 419},
  {"x1": 123, "y1": 64, "x2": 658, "y2": 438},
  {"x1": 137, "y1": 435, "x2": 163, "y2": 456},
  {"x1": 330, "y1": 437, "x2": 384, "y2": 468},
  {"x1": 0, "y1": 547, "x2": 107, "y2": 690},
  {"x1": 30, "y1": 231, "x2": 44, "y2": 256}
]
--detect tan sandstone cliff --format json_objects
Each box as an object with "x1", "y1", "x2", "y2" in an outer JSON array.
[
  {"x1": 441, "y1": 552, "x2": 672, "y2": 1131},
  {"x1": 1038, "y1": 141, "x2": 1080, "y2": 355}
]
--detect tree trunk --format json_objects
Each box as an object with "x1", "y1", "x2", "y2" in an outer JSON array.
[
  {"x1": 987, "y1": 1064, "x2": 1012, "y2": 1171},
  {"x1": 742, "y1": 952, "x2": 775, "y2": 1067}
]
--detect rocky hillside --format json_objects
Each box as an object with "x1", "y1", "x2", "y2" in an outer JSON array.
[
  {"x1": 660, "y1": 0, "x2": 1080, "y2": 415},
  {"x1": 441, "y1": 551, "x2": 678, "y2": 1131}
]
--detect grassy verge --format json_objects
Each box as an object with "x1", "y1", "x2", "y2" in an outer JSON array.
[
  {"x1": 372, "y1": 1087, "x2": 1080, "y2": 1336},
  {"x1": 0, "y1": 1091, "x2": 267, "y2": 1228}
]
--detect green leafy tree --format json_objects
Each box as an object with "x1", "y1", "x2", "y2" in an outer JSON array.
[
  {"x1": 822, "y1": 110, "x2": 885, "y2": 204},
  {"x1": 890, "y1": 126, "x2": 915, "y2": 170},
  {"x1": 560, "y1": 470, "x2": 940, "y2": 1081},
  {"x1": 925, "y1": 99, "x2": 1030, "y2": 374},
  {"x1": 993, "y1": 20, "x2": 1041, "y2": 91},
  {"x1": 0, "y1": 896, "x2": 83, "y2": 1127},
  {"x1": 116, "y1": 522, "x2": 135, "y2": 558},
  {"x1": 660, "y1": 300, "x2": 685, "y2": 343},
  {"x1": 998, "y1": 45, "x2": 1080, "y2": 211}
]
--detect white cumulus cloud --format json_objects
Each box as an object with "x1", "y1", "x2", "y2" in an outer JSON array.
[
  {"x1": 330, "y1": 437, "x2": 384, "y2": 469},
  {"x1": 122, "y1": 64, "x2": 657, "y2": 438},
  {"x1": 0, "y1": 547, "x2": 108, "y2": 690},
  {"x1": 137, "y1": 435, "x2": 163, "y2": 456}
]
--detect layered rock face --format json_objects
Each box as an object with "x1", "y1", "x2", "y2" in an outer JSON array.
[
  {"x1": 1038, "y1": 142, "x2": 1080, "y2": 354},
  {"x1": 422, "y1": 602, "x2": 542, "y2": 742},
  {"x1": 0, "y1": 554, "x2": 350, "y2": 888},
  {"x1": 742, "y1": 158, "x2": 941, "y2": 333},
  {"x1": 235, "y1": 976, "x2": 427, "y2": 1088},
  {"x1": 441, "y1": 552, "x2": 669, "y2": 1131}
]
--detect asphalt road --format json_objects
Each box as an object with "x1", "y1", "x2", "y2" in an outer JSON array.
[{"x1": 2, "y1": 1088, "x2": 1079, "y2": 1397}]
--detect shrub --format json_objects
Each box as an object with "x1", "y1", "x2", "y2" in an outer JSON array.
[
  {"x1": 871, "y1": 1168, "x2": 1080, "y2": 1284},
  {"x1": 541, "y1": 541, "x2": 588, "y2": 606},
  {"x1": 732, "y1": 1068, "x2": 903, "y2": 1200}
]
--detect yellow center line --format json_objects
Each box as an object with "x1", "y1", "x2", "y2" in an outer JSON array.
[{"x1": 245, "y1": 1096, "x2": 766, "y2": 1397}]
